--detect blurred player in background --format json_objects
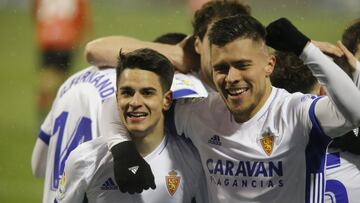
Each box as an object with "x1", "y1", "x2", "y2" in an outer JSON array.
[
  {"x1": 271, "y1": 41, "x2": 360, "y2": 202},
  {"x1": 31, "y1": 65, "x2": 117, "y2": 203},
  {"x1": 342, "y1": 18, "x2": 360, "y2": 59},
  {"x1": 33, "y1": 0, "x2": 91, "y2": 122},
  {"x1": 56, "y1": 48, "x2": 208, "y2": 203}
]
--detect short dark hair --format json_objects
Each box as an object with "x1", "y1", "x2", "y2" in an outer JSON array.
[
  {"x1": 116, "y1": 48, "x2": 174, "y2": 92},
  {"x1": 192, "y1": 0, "x2": 251, "y2": 41},
  {"x1": 153, "y1": 32, "x2": 187, "y2": 45},
  {"x1": 271, "y1": 51, "x2": 318, "y2": 94},
  {"x1": 208, "y1": 14, "x2": 266, "y2": 47},
  {"x1": 342, "y1": 18, "x2": 360, "y2": 55}
]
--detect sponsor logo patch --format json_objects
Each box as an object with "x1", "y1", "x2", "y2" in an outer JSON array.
[
  {"x1": 56, "y1": 172, "x2": 66, "y2": 200},
  {"x1": 101, "y1": 177, "x2": 119, "y2": 190},
  {"x1": 208, "y1": 135, "x2": 222, "y2": 146}
]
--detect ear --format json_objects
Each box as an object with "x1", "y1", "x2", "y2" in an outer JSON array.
[
  {"x1": 194, "y1": 36, "x2": 202, "y2": 55},
  {"x1": 265, "y1": 55, "x2": 276, "y2": 77},
  {"x1": 163, "y1": 91, "x2": 173, "y2": 111},
  {"x1": 319, "y1": 86, "x2": 327, "y2": 96}
]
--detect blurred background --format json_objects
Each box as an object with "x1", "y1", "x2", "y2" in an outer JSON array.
[{"x1": 0, "y1": 0, "x2": 358, "y2": 202}]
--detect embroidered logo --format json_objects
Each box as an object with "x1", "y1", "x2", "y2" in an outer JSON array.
[
  {"x1": 129, "y1": 166, "x2": 139, "y2": 174},
  {"x1": 100, "y1": 178, "x2": 119, "y2": 190},
  {"x1": 56, "y1": 172, "x2": 66, "y2": 200},
  {"x1": 260, "y1": 133, "x2": 274, "y2": 156},
  {"x1": 208, "y1": 135, "x2": 222, "y2": 146},
  {"x1": 166, "y1": 170, "x2": 181, "y2": 196}
]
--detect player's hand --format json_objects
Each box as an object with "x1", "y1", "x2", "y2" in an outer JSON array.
[
  {"x1": 111, "y1": 141, "x2": 156, "y2": 194},
  {"x1": 337, "y1": 41, "x2": 357, "y2": 72},
  {"x1": 266, "y1": 18, "x2": 310, "y2": 56}
]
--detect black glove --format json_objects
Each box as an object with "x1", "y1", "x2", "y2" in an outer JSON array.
[
  {"x1": 266, "y1": 18, "x2": 310, "y2": 56},
  {"x1": 111, "y1": 141, "x2": 156, "y2": 194},
  {"x1": 330, "y1": 128, "x2": 360, "y2": 155}
]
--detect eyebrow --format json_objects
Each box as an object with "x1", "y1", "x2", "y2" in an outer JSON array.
[
  {"x1": 118, "y1": 86, "x2": 157, "y2": 91},
  {"x1": 231, "y1": 59, "x2": 252, "y2": 66}
]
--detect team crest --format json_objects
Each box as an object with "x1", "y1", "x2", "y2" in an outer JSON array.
[
  {"x1": 260, "y1": 133, "x2": 274, "y2": 156},
  {"x1": 166, "y1": 170, "x2": 181, "y2": 196}
]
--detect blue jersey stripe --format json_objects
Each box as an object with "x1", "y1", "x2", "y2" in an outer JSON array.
[
  {"x1": 38, "y1": 130, "x2": 51, "y2": 145},
  {"x1": 305, "y1": 97, "x2": 332, "y2": 203},
  {"x1": 172, "y1": 89, "x2": 198, "y2": 99}
]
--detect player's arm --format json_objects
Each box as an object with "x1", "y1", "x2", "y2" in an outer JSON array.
[
  {"x1": 99, "y1": 97, "x2": 156, "y2": 193},
  {"x1": 55, "y1": 147, "x2": 89, "y2": 203},
  {"x1": 31, "y1": 133, "x2": 49, "y2": 178},
  {"x1": 85, "y1": 36, "x2": 187, "y2": 72},
  {"x1": 31, "y1": 107, "x2": 54, "y2": 178},
  {"x1": 266, "y1": 18, "x2": 360, "y2": 137}
]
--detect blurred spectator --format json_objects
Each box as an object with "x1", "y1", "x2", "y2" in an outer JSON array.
[{"x1": 33, "y1": 0, "x2": 91, "y2": 122}]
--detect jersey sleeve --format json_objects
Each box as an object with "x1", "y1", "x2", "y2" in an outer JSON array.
[
  {"x1": 171, "y1": 73, "x2": 208, "y2": 99},
  {"x1": 55, "y1": 146, "x2": 91, "y2": 203},
  {"x1": 100, "y1": 96, "x2": 131, "y2": 149},
  {"x1": 300, "y1": 43, "x2": 360, "y2": 138}
]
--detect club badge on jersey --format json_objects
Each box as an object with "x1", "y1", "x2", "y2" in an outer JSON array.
[
  {"x1": 166, "y1": 170, "x2": 181, "y2": 196},
  {"x1": 260, "y1": 133, "x2": 275, "y2": 156}
]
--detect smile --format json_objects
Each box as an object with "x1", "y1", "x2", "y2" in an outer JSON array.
[
  {"x1": 226, "y1": 87, "x2": 249, "y2": 96},
  {"x1": 126, "y1": 112, "x2": 148, "y2": 118}
]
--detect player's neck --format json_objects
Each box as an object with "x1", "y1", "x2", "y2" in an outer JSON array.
[{"x1": 132, "y1": 120, "x2": 165, "y2": 157}]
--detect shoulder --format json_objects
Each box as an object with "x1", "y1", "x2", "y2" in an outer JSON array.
[{"x1": 66, "y1": 137, "x2": 109, "y2": 171}]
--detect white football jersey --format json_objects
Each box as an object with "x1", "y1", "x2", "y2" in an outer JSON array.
[
  {"x1": 324, "y1": 61, "x2": 360, "y2": 203},
  {"x1": 173, "y1": 87, "x2": 352, "y2": 203},
  {"x1": 56, "y1": 134, "x2": 208, "y2": 203},
  {"x1": 39, "y1": 66, "x2": 116, "y2": 203},
  {"x1": 325, "y1": 148, "x2": 360, "y2": 203}
]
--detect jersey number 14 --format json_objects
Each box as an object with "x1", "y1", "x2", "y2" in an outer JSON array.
[{"x1": 52, "y1": 111, "x2": 92, "y2": 190}]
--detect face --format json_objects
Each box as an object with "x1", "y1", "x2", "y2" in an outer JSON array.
[
  {"x1": 210, "y1": 38, "x2": 275, "y2": 122},
  {"x1": 116, "y1": 68, "x2": 172, "y2": 137}
]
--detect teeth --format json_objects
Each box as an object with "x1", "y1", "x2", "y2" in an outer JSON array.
[
  {"x1": 227, "y1": 88, "x2": 247, "y2": 96},
  {"x1": 127, "y1": 112, "x2": 147, "y2": 118}
]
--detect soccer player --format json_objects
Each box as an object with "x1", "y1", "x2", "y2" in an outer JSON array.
[
  {"x1": 271, "y1": 48, "x2": 360, "y2": 203},
  {"x1": 31, "y1": 66, "x2": 117, "y2": 203},
  {"x1": 55, "y1": 48, "x2": 208, "y2": 203},
  {"x1": 31, "y1": 31, "x2": 208, "y2": 203},
  {"x1": 99, "y1": 15, "x2": 360, "y2": 202},
  {"x1": 33, "y1": 0, "x2": 91, "y2": 121}
]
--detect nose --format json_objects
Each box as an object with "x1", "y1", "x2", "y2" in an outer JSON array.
[
  {"x1": 129, "y1": 92, "x2": 142, "y2": 108},
  {"x1": 225, "y1": 66, "x2": 241, "y2": 84}
]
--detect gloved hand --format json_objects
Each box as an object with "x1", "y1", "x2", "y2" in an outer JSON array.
[
  {"x1": 111, "y1": 141, "x2": 156, "y2": 194},
  {"x1": 266, "y1": 18, "x2": 310, "y2": 56}
]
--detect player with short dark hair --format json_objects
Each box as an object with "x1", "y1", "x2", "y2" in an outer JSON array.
[{"x1": 56, "y1": 48, "x2": 207, "y2": 203}]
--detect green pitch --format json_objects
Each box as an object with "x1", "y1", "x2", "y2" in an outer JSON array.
[{"x1": 0, "y1": 2, "x2": 355, "y2": 202}]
